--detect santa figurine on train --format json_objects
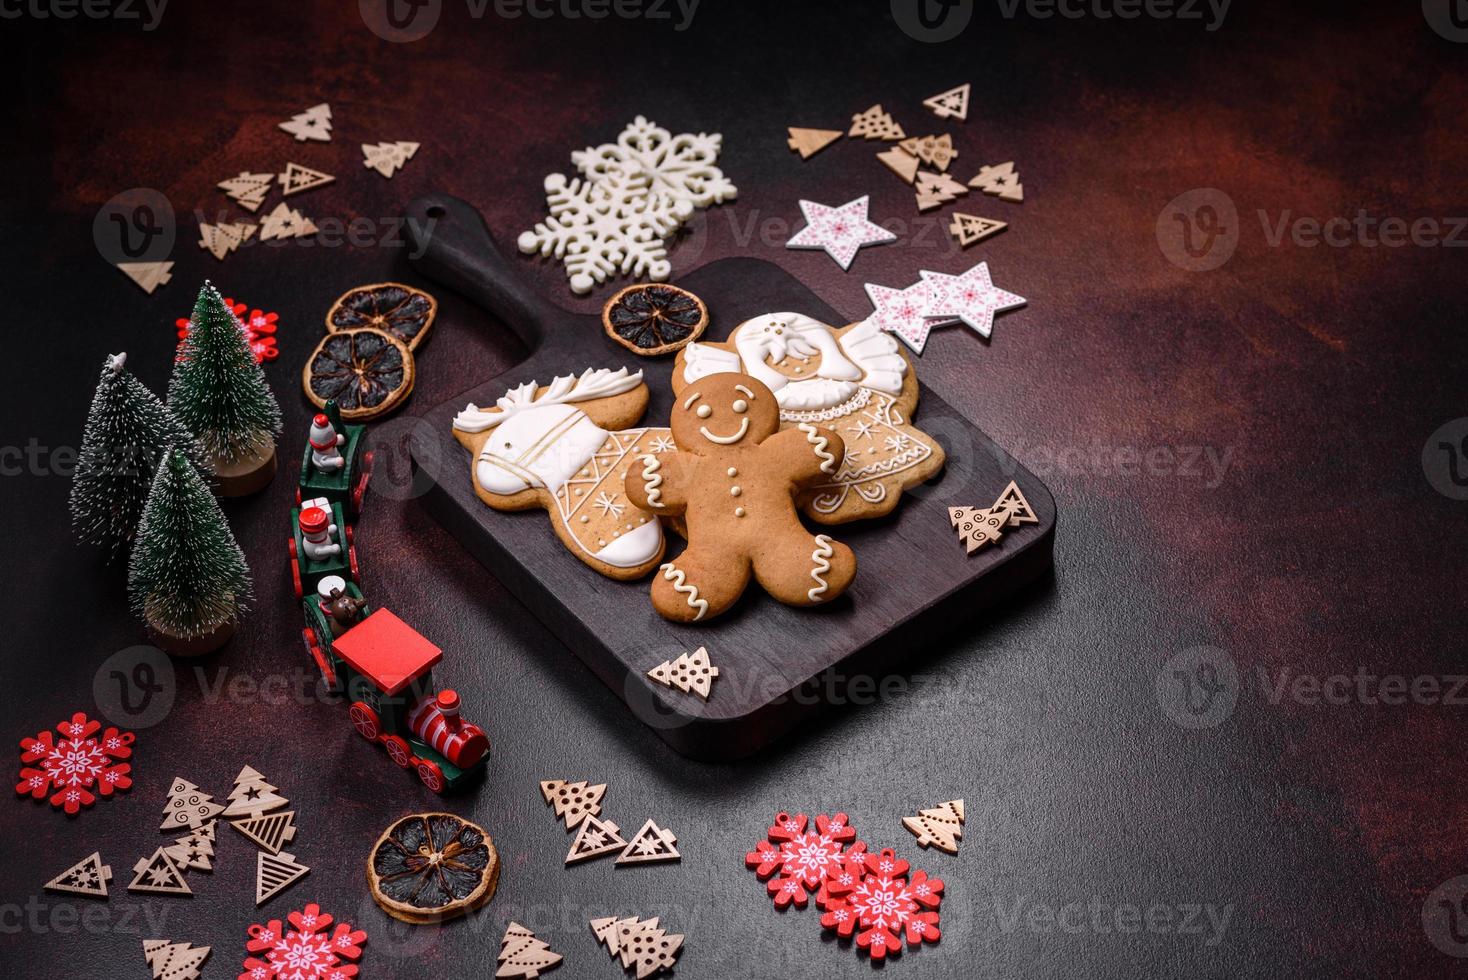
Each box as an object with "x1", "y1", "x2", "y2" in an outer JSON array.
[{"x1": 308, "y1": 413, "x2": 346, "y2": 472}]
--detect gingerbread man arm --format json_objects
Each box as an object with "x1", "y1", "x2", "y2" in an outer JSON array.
[
  {"x1": 625, "y1": 450, "x2": 695, "y2": 515},
  {"x1": 761, "y1": 423, "x2": 846, "y2": 485}
]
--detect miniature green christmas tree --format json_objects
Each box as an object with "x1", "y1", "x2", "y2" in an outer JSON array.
[
  {"x1": 70, "y1": 352, "x2": 204, "y2": 554},
  {"x1": 128, "y1": 447, "x2": 252, "y2": 651},
  {"x1": 168, "y1": 281, "x2": 281, "y2": 490}
]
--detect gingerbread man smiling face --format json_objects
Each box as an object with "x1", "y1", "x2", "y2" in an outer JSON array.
[{"x1": 625, "y1": 373, "x2": 858, "y2": 623}]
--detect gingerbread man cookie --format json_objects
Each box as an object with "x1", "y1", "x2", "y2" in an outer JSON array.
[
  {"x1": 675, "y1": 312, "x2": 945, "y2": 524},
  {"x1": 452, "y1": 367, "x2": 673, "y2": 579},
  {"x1": 623, "y1": 373, "x2": 857, "y2": 623}
]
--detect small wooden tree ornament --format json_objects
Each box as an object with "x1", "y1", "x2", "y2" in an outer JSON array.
[
  {"x1": 540, "y1": 779, "x2": 607, "y2": 830},
  {"x1": 616, "y1": 819, "x2": 680, "y2": 865},
  {"x1": 991, "y1": 480, "x2": 1038, "y2": 525},
  {"x1": 231, "y1": 811, "x2": 298, "y2": 854},
  {"x1": 362, "y1": 141, "x2": 420, "y2": 178},
  {"x1": 142, "y1": 939, "x2": 211, "y2": 980},
  {"x1": 902, "y1": 799, "x2": 966, "y2": 853},
  {"x1": 278, "y1": 162, "x2": 336, "y2": 196},
  {"x1": 279, "y1": 103, "x2": 332, "y2": 142},
  {"x1": 198, "y1": 221, "x2": 256, "y2": 261},
  {"x1": 969, "y1": 161, "x2": 1024, "y2": 202},
  {"x1": 646, "y1": 647, "x2": 719, "y2": 700},
  {"x1": 45, "y1": 853, "x2": 113, "y2": 897},
  {"x1": 786, "y1": 127, "x2": 843, "y2": 159},
  {"x1": 259, "y1": 202, "x2": 318, "y2": 241},
  {"x1": 128, "y1": 848, "x2": 192, "y2": 896},
  {"x1": 217, "y1": 171, "x2": 275, "y2": 212},
  {"x1": 222, "y1": 765, "x2": 290, "y2": 819},
  {"x1": 848, "y1": 104, "x2": 905, "y2": 141},
  {"x1": 900, "y1": 134, "x2": 958, "y2": 171},
  {"x1": 255, "y1": 851, "x2": 309, "y2": 905},
  {"x1": 876, "y1": 146, "x2": 920, "y2": 184},
  {"x1": 915, "y1": 171, "x2": 969, "y2": 212},
  {"x1": 497, "y1": 922, "x2": 563, "y2": 978},
  {"x1": 160, "y1": 777, "x2": 226, "y2": 831},
  {"x1": 923, "y1": 83, "x2": 971, "y2": 121},
  {"x1": 950, "y1": 505, "x2": 1009, "y2": 554},
  {"x1": 117, "y1": 261, "x2": 173, "y2": 294},
  {"x1": 163, "y1": 822, "x2": 216, "y2": 873},
  {"x1": 566, "y1": 815, "x2": 627, "y2": 865},
  {"x1": 949, "y1": 213, "x2": 1007, "y2": 248}
]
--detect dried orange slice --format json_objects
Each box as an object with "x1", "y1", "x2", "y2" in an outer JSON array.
[
  {"x1": 602, "y1": 283, "x2": 708, "y2": 356},
  {"x1": 326, "y1": 282, "x2": 438, "y2": 351},
  {"x1": 367, "y1": 812, "x2": 500, "y2": 924},
  {"x1": 303, "y1": 326, "x2": 414, "y2": 420}
]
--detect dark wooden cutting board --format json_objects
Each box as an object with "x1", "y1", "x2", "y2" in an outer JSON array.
[{"x1": 405, "y1": 194, "x2": 1055, "y2": 760}]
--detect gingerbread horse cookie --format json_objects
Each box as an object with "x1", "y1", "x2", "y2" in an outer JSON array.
[
  {"x1": 623, "y1": 373, "x2": 857, "y2": 623},
  {"x1": 675, "y1": 312, "x2": 945, "y2": 524},
  {"x1": 452, "y1": 367, "x2": 673, "y2": 580}
]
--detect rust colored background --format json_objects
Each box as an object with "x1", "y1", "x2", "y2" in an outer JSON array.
[{"x1": 3, "y1": 1, "x2": 1467, "y2": 978}]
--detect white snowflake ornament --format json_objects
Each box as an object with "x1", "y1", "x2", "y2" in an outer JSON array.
[
  {"x1": 519, "y1": 171, "x2": 693, "y2": 295},
  {"x1": 572, "y1": 115, "x2": 737, "y2": 209}
]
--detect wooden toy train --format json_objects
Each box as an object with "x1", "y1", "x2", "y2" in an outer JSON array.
[{"x1": 289, "y1": 402, "x2": 490, "y2": 793}]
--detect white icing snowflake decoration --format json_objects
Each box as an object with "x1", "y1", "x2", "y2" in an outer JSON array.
[
  {"x1": 572, "y1": 115, "x2": 737, "y2": 209},
  {"x1": 518, "y1": 171, "x2": 693, "y2": 295}
]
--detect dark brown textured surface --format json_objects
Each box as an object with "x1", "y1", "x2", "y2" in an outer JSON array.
[{"x1": 3, "y1": 2, "x2": 1467, "y2": 978}]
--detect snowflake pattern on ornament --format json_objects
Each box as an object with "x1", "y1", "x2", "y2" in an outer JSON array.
[
  {"x1": 15, "y1": 711, "x2": 134, "y2": 816},
  {"x1": 785, "y1": 196, "x2": 897, "y2": 270},
  {"x1": 572, "y1": 115, "x2": 737, "y2": 209},
  {"x1": 819, "y1": 848, "x2": 943, "y2": 960},
  {"x1": 241, "y1": 903, "x2": 366, "y2": 980},
  {"x1": 919, "y1": 262, "x2": 1026, "y2": 339},
  {"x1": 745, "y1": 811, "x2": 866, "y2": 910},
  {"x1": 518, "y1": 171, "x2": 693, "y2": 295}
]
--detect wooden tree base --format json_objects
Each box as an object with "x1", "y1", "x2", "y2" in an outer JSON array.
[
  {"x1": 146, "y1": 615, "x2": 235, "y2": 657},
  {"x1": 213, "y1": 444, "x2": 277, "y2": 497}
]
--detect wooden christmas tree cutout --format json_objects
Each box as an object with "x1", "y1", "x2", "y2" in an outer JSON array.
[
  {"x1": 786, "y1": 127, "x2": 844, "y2": 159},
  {"x1": 899, "y1": 134, "x2": 958, "y2": 171},
  {"x1": 497, "y1": 921, "x2": 563, "y2": 978},
  {"x1": 646, "y1": 646, "x2": 720, "y2": 700},
  {"x1": 949, "y1": 505, "x2": 1011, "y2": 554},
  {"x1": 591, "y1": 915, "x2": 683, "y2": 978},
  {"x1": 915, "y1": 171, "x2": 969, "y2": 212},
  {"x1": 923, "y1": 83, "x2": 971, "y2": 121},
  {"x1": 876, "y1": 146, "x2": 920, "y2": 184},
  {"x1": 197, "y1": 221, "x2": 256, "y2": 261},
  {"x1": 616, "y1": 819, "x2": 680, "y2": 866},
  {"x1": 142, "y1": 939, "x2": 211, "y2": 980},
  {"x1": 566, "y1": 815, "x2": 627, "y2": 865},
  {"x1": 217, "y1": 171, "x2": 275, "y2": 212},
  {"x1": 969, "y1": 161, "x2": 1024, "y2": 202},
  {"x1": 362, "y1": 141, "x2": 420, "y2": 178},
  {"x1": 256, "y1": 850, "x2": 309, "y2": 905},
  {"x1": 128, "y1": 848, "x2": 192, "y2": 896},
  {"x1": 259, "y1": 201, "x2": 319, "y2": 241},
  {"x1": 163, "y1": 822, "x2": 216, "y2": 872},
  {"x1": 902, "y1": 799, "x2": 966, "y2": 853},
  {"x1": 949, "y1": 213, "x2": 1007, "y2": 248},
  {"x1": 45, "y1": 852, "x2": 112, "y2": 897},
  {"x1": 117, "y1": 261, "x2": 173, "y2": 294},
  {"x1": 222, "y1": 764, "x2": 289, "y2": 819},
  {"x1": 540, "y1": 779, "x2": 607, "y2": 830},
  {"x1": 991, "y1": 480, "x2": 1038, "y2": 525},
  {"x1": 848, "y1": 104, "x2": 905, "y2": 141},
  {"x1": 160, "y1": 777, "x2": 226, "y2": 831},
  {"x1": 231, "y1": 810, "x2": 298, "y2": 854},
  {"x1": 278, "y1": 162, "x2": 335, "y2": 196},
  {"x1": 279, "y1": 103, "x2": 332, "y2": 142}
]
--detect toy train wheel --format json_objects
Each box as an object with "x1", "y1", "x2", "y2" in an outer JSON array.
[
  {"x1": 349, "y1": 544, "x2": 360, "y2": 582},
  {"x1": 351, "y1": 451, "x2": 373, "y2": 514},
  {"x1": 382, "y1": 735, "x2": 412, "y2": 768},
  {"x1": 349, "y1": 702, "x2": 381, "y2": 742},
  {"x1": 416, "y1": 759, "x2": 445, "y2": 793},
  {"x1": 301, "y1": 627, "x2": 337, "y2": 690},
  {"x1": 346, "y1": 524, "x2": 354, "y2": 546},
  {"x1": 295, "y1": 486, "x2": 302, "y2": 506},
  {"x1": 289, "y1": 536, "x2": 297, "y2": 558},
  {"x1": 290, "y1": 556, "x2": 303, "y2": 600}
]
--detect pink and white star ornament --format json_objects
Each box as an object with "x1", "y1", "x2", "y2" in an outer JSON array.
[
  {"x1": 919, "y1": 262, "x2": 1026, "y2": 339},
  {"x1": 862, "y1": 278, "x2": 958, "y2": 355},
  {"x1": 785, "y1": 196, "x2": 897, "y2": 270}
]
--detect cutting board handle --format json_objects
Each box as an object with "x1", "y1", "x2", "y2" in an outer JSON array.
[{"x1": 405, "y1": 193, "x2": 549, "y2": 349}]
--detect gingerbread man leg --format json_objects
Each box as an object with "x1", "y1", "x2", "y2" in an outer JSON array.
[
  {"x1": 753, "y1": 532, "x2": 857, "y2": 608},
  {"x1": 652, "y1": 547, "x2": 752, "y2": 623}
]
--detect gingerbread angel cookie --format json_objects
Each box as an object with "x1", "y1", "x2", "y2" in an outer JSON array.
[
  {"x1": 675, "y1": 312, "x2": 945, "y2": 524},
  {"x1": 452, "y1": 367, "x2": 675, "y2": 580},
  {"x1": 623, "y1": 373, "x2": 857, "y2": 623}
]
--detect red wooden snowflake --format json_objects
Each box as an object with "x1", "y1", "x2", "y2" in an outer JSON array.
[
  {"x1": 15, "y1": 711, "x2": 134, "y2": 816},
  {"x1": 819, "y1": 848, "x2": 943, "y2": 960},
  {"x1": 176, "y1": 297, "x2": 280, "y2": 364},
  {"x1": 745, "y1": 811, "x2": 866, "y2": 910},
  {"x1": 240, "y1": 903, "x2": 366, "y2": 980}
]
